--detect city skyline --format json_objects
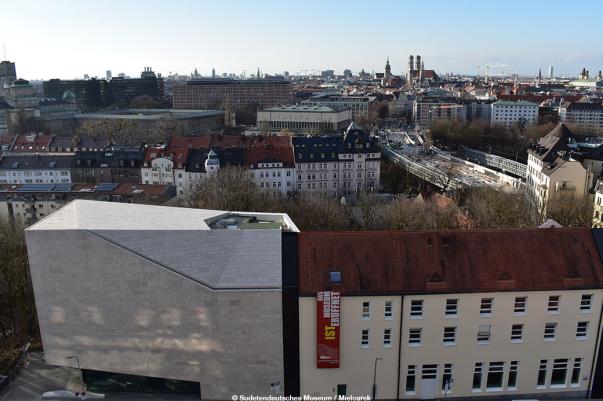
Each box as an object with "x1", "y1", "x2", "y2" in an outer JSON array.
[{"x1": 2, "y1": 0, "x2": 603, "y2": 80}]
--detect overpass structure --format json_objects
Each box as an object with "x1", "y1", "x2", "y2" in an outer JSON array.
[
  {"x1": 380, "y1": 130, "x2": 525, "y2": 192},
  {"x1": 460, "y1": 146, "x2": 527, "y2": 178}
]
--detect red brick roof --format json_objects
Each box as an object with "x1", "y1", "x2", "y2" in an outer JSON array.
[
  {"x1": 298, "y1": 229, "x2": 603, "y2": 296},
  {"x1": 12, "y1": 134, "x2": 53, "y2": 152}
]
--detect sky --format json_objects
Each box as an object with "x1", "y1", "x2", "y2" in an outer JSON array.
[{"x1": 2, "y1": 0, "x2": 603, "y2": 80}]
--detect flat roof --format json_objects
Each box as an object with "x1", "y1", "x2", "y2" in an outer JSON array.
[
  {"x1": 261, "y1": 104, "x2": 349, "y2": 113},
  {"x1": 28, "y1": 199, "x2": 299, "y2": 232},
  {"x1": 75, "y1": 109, "x2": 223, "y2": 120},
  {"x1": 27, "y1": 200, "x2": 298, "y2": 290}
]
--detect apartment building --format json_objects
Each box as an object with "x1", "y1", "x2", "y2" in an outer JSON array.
[
  {"x1": 413, "y1": 97, "x2": 467, "y2": 128},
  {"x1": 25, "y1": 200, "x2": 299, "y2": 399},
  {"x1": 526, "y1": 124, "x2": 590, "y2": 214},
  {"x1": 491, "y1": 100, "x2": 539, "y2": 128},
  {"x1": 71, "y1": 150, "x2": 143, "y2": 184},
  {"x1": 302, "y1": 94, "x2": 378, "y2": 120},
  {"x1": 293, "y1": 123, "x2": 381, "y2": 196},
  {"x1": 144, "y1": 135, "x2": 292, "y2": 196},
  {"x1": 256, "y1": 104, "x2": 352, "y2": 133},
  {"x1": 559, "y1": 102, "x2": 603, "y2": 134},
  {"x1": 0, "y1": 182, "x2": 175, "y2": 224},
  {"x1": 246, "y1": 136, "x2": 296, "y2": 196},
  {"x1": 182, "y1": 147, "x2": 245, "y2": 191},
  {"x1": 297, "y1": 229, "x2": 603, "y2": 399},
  {"x1": 0, "y1": 154, "x2": 73, "y2": 184},
  {"x1": 172, "y1": 78, "x2": 294, "y2": 110}
]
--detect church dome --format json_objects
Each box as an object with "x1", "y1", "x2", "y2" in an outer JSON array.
[
  {"x1": 62, "y1": 90, "x2": 76, "y2": 103},
  {"x1": 205, "y1": 149, "x2": 220, "y2": 166}
]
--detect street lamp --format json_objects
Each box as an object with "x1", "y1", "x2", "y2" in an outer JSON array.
[
  {"x1": 66, "y1": 355, "x2": 85, "y2": 394},
  {"x1": 372, "y1": 357, "x2": 383, "y2": 400}
]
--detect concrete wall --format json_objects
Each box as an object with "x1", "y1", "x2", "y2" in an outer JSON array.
[{"x1": 26, "y1": 229, "x2": 284, "y2": 400}]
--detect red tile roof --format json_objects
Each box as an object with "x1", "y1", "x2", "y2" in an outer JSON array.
[
  {"x1": 12, "y1": 134, "x2": 53, "y2": 152},
  {"x1": 298, "y1": 229, "x2": 603, "y2": 296},
  {"x1": 166, "y1": 135, "x2": 294, "y2": 167}
]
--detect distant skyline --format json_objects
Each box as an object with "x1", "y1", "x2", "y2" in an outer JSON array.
[{"x1": 2, "y1": 0, "x2": 603, "y2": 80}]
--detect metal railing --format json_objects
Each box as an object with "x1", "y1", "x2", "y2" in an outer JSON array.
[
  {"x1": 383, "y1": 147, "x2": 464, "y2": 190},
  {"x1": 461, "y1": 146, "x2": 527, "y2": 178}
]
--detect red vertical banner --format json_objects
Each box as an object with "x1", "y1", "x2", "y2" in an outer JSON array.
[{"x1": 317, "y1": 290, "x2": 340, "y2": 368}]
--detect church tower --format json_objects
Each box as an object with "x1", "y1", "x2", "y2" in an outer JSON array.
[
  {"x1": 385, "y1": 57, "x2": 391, "y2": 79},
  {"x1": 407, "y1": 55, "x2": 414, "y2": 83}
]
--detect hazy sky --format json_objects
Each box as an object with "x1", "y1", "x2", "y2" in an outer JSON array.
[{"x1": 3, "y1": 0, "x2": 602, "y2": 80}]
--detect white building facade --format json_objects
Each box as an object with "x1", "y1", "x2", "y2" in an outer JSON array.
[
  {"x1": 293, "y1": 123, "x2": 381, "y2": 196},
  {"x1": 0, "y1": 155, "x2": 72, "y2": 184},
  {"x1": 297, "y1": 229, "x2": 603, "y2": 400},
  {"x1": 559, "y1": 102, "x2": 603, "y2": 134},
  {"x1": 257, "y1": 105, "x2": 352, "y2": 133},
  {"x1": 491, "y1": 100, "x2": 539, "y2": 128}
]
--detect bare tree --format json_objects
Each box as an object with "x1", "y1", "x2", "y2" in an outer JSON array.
[
  {"x1": 129, "y1": 94, "x2": 161, "y2": 109},
  {"x1": 282, "y1": 194, "x2": 354, "y2": 231},
  {"x1": 454, "y1": 187, "x2": 532, "y2": 229},
  {"x1": 434, "y1": 164, "x2": 461, "y2": 193},
  {"x1": 79, "y1": 119, "x2": 141, "y2": 145},
  {"x1": 181, "y1": 167, "x2": 277, "y2": 212},
  {"x1": 0, "y1": 220, "x2": 37, "y2": 351},
  {"x1": 546, "y1": 197, "x2": 593, "y2": 228}
]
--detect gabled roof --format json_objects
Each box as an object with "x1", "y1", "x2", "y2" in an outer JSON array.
[
  {"x1": 298, "y1": 229, "x2": 603, "y2": 296},
  {"x1": 12, "y1": 134, "x2": 53, "y2": 152},
  {"x1": 564, "y1": 102, "x2": 603, "y2": 112},
  {"x1": 72, "y1": 150, "x2": 144, "y2": 168},
  {"x1": 185, "y1": 147, "x2": 245, "y2": 173},
  {"x1": 0, "y1": 154, "x2": 74, "y2": 170},
  {"x1": 530, "y1": 124, "x2": 573, "y2": 162}
]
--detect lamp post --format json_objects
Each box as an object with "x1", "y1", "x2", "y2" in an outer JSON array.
[
  {"x1": 66, "y1": 355, "x2": 85, "y2": 394},
  {"x1": 372, "y1": 357, "x2": 382, "y2": 400}
]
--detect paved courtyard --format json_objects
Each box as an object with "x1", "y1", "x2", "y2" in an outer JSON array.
[{"x1": 0, "y1": 353, "x2": 198, "y2": 401}]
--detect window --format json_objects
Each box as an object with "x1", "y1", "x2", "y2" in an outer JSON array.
[
  {"x1": 410, "y1": 300, "x2": 423, "y2": 318},
  {"x1": 442, "y1": 364, "x2": 453, "y2": 392},
  {"x1": 486, "y1": 362, "x2": 504, "y2": 390},
  {"x1": 511, "y1": 324, "x2": 523, "y2": 342},
  {"x1": 480, "y1": 298, "x2": 493, "y2": 315},
  {"x1": 336, "y1": 384, "x2": 347, "y2": 396},
  {"x1": 472, "y1": 363, "x2": 483, "y2": 391},
  {"x1": 508, "y1": 361, "x2": 518, "y2": 389},
  {"x1": 571, "y1": 358, "x2": 582, "y2": 386},
  {"x1": 478, "y1": 324, "x2": 491, "y2": 343},
  {"x1": 384, "y1": 329, "x2": 392, "y2": 347},
  {"x1": 409, "y1": 328, "x2": 422, "y2": 346},
  {"x1": 329, "y1": 271, "x2": 342, "y2": 283},
  {"x1": 405, "y1": 366, "x2": 416, "y2": 393},
  {"x1": 581, "y1": 294, "x2": 593, "y2": 312},
  {"x1": 548, "y1": 295, "x2": 560, "y2": 313},
  {"x1": 362, "y1": 301, "x2": 370, "y2": 319},
  {"x1": 551, "y1": 359, "x2": 568, "y2": 386},
  {"x1": 384, "y1": 301, "x2": 393, "y2": 320},
  {"x1": 443, "y1": 327, "x2": 456, "y2": 345},
  {"x1": 514, "y1": 297, "x2": 527, "y2": 314},
  {"x1": 576, "y1": 321, "x2": 589, "y2": 339},
  {"x1": 422, "y1": 364, "x2": 437, "y2": 379},
  {"x1": 445, "y1": 299, "x2": 458, "y2": 316},
  {"x1": 544, "y1": 322, "x2": 557, "y2": 341},
  {"x1": 361, "y1": 329, "x2": 369, "y2": 348}
]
